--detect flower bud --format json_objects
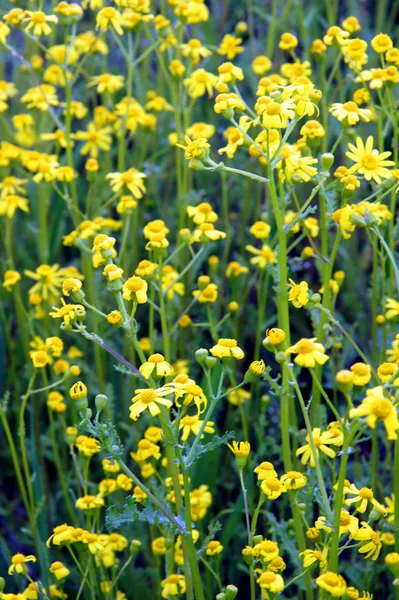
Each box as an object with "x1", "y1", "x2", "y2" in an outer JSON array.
[
  {"x1": 95, "y1": 394, "x2": 108, "y2": 414},
  {"x1": 0, "y1": 577, "x2": 5, "y2": 593},
  {"x1": 310, "y1": 293, "x2": 321, "y2": 303},
  {"x1": 275, "y1": 351, "x2": 288, "y2": 364},
  {"x1": 336, "y1": 370, "x2": 354, "y2": 393},
  {"x1": 195, "y1": 348, "x2": 209, "y2": 366},
  {"x1": 245, "y1": 360, "x2": 265, "y2": 382},
  {"x1": 242, "y1": 546, "x2": 254, "y2": 565},
  {"x1": 386, "y1": 553, "x2": 399, "y2": 577},
  {"x1": 225, "y1": 585, "x2": 238, "y2": 600},
  {"x1": 253, "y1": 535, "x2": 263, "y2": 545},
  {"x1": 321, "y1": 153, "x2": 334, "y2": 171},
  {"x1": 216, "y1": 594, "x2": 226, "y2": 600},
  {"x1": 205, "y1": 356, "x2": 218, "y2": 370},
  {"x1": 69, "y1": 381, "x2": 88, "y2": 411},
  {"x1": 65, "y1": 426, "x2": 78, "y2": 446},
  {"x1": 130, "y1": 539, "x2": 142, "y2": 556}
]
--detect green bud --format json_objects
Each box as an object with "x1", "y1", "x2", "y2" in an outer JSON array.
[
  {"x1": 0, "y1": 577, "x2": 5, "y2": 592},
  {"x1": 95, "y1": 394, "x2": 108, "y2": 413},
  {"x1": 205, "y1": 356, "x2": 218, "y2": 370},
  {"x1": 310, "y1": 293, "x2": 321, "y2": 303},
  {"x1": 342, "y1": 187, "x2": 355, "y2": 200},
  {"x1": 369, "y1": 507, "x2": 385, "y2": 522},
  {"x1": 321, "y1": 153, "x2": 334, "y2": 171},
  {"x1": 222, "y1": 106, "x2": 235, "y2": 120},
  {"x1": 69, "y1": 289, "x2": 85, "y2": 303},
  {"x1": 275, "y1": 351, "x2": 288, "y2": 364},
  {"x1": 253, "y1": 535, "x2": 263, "y2": 545},
  {"x1": 107, "y1": 278, "x2": 123, "y2": 292},
  {"x1": 225, "y1": 585, "x2": 238, "y2": 600},
  {"x1": 216, "y1": 594, "x2": 226, "y2": 600},
  {"x1": 130, "y1": 539, "x2": 142, "y2": 556},
  {"x1": 195, "y1": 348, "x2": 209, "y2": 366},
  {"x1": 189, "y1": 158, "x2": 206, "y2": 171}
]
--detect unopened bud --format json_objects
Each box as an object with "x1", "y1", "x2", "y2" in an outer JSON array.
[
  {"x1": 69, "y1": 381, "x2": 88, "y2": 411},
  {"x1": 205, "y1": 356, "x2": 218, "y2": 370},
  {"x1": 195, "y1": 348, "x2": 209, "y2": 366},
  {"x1": 225, "y1": 585, "x2": 238, "y2": 600},
  {"x1": 95, "y1": 394, "x2": 108, "y2": 414},
  {"x1": 130, "y1": 539, "x2": 142, "y2": 556},
  {"x1": 321, "y1": 153, "x2": 334, "y2": 171}
]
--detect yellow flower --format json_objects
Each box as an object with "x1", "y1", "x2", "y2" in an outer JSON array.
[
  {"x1": 227, "y1": 440, "x2": 250, "y2": 458},
  {"x1": 89, "y1": 73, "x2": 125, "y2": 94},
  {"x1": 287, "y1": 279, "x2": 309, "y2": 308},
  {"x1": 161, "y1": 574, "x2": 186, "y2": 599},
  {"x1": 254, "y1": 461, "x2": 278, "y2": 481},
  {"x1": 279, "y1": 32, "x2": 298, "y2": 50},
  {"x1": 261, "y1": 477, "x2": 286, "y2": 499},
  {"x1": 296, "y1": 427, "x2": 337, "y2": 466},
  {"x1": 30, "y1": 350, "x2": 49, "y2": 368},
  {"x1": 218, "y1": 34, "x2": 244, "y2": 60},
  {"x1": 179, "y1": 414, "x2": 214, "y2": 441},
  {"x1": 3, "y1": 270, "x2": 21, "y2": 291},
  {"x1": 256, "y1": 571, "x2": 285, "y2": 594},
  {"x1": 255, "y1": 96, "x2": 295, "y2": 129},
  {"x1": 152, "y1": 536, "x2": 167, "y2": 555},
  {"x1": 49, "y1": 561, "x2": 70, "y2": 580},
  {"x1": 96, "y1": 7, "x2": 123, "y2": 34},
  {"x1": 280, "y1": 471, "x2": 307, "y2": 490},
  {"x1": 253, "y1": 538, "x2": 279, "y2": 561},
  {"x1": 350, "y1": 386, "x2": 399, "y2": 440},
  {"x1": 186, "y1": 122, "x2": 216, "y2": 140},
  {"x1": 210, "y1": 338, "x2": 244, "y2": 360},
  {"x1": 251, "y1": 55, "x2": 271, "y2": 75},
  {"x1": 183, "y1": 69, "x2": 218, "y2": 98},
  {"x1": 23, "y1": 11, "x2": 58, "y2": 36},
  {"x1": 122, "y1": 276, "x2": 148, "y2": 303},
  {"x1": 74, "y1": 123, "x2": 112, "y2": 157},
  {"x1": 316, "y1": 572, "x2": 346, "y2": 596},
  {"x1": 330, "y1": 101, "x2": 372, "y2": 126},
  {"x1": 206, "y1": 541, "x2": 223, "y2": 556},
  {"x1": 75, "y1": 495, "x2": 104, "y2": 511},
  {"x1": 130, "y1": 387, "x2": 173, "y2": 420},
  {"x1": 300, "y1": 548, "x2": 328, "y2": 570},
  {"x1": 377, "y1": 362, "x2": 397, "y2": 383},
  {"x1": 342, "y1": 16, "x2": 361, "y2": 32},
  {"x1": 75, "y1": 435, "x2": 101, "y2": 456},
  {"x1": 345, "y1": 484, "x2": 386, "y2": 514},
  {"x1": 346, "y1": 136, "x2": 395, "y2": 184},
  {"x1": 106, "y1": 168, "x2": 147, "y2": 199},
  {"x1": 245, "y1": 244, "x2": 277, "y2": 269},
  {"x1": 352, "y1": 522, "x2": 382, "y2": 560},
  {"x1": 350, "y1": 362, "x2": 371, "y2": 386},
  {"x1": 264, "y1": 328, "x2": 286, "y2": 347},
  {"x1": 140, "y1": 353, "x2": 173, "y2": 379},
  {"x1": 181, "y1": 39, "x2": 211, "y2": 64},
  {"x1": 371, "y1": 33, "x2": 393, "y2": 54},
  {"x1": 46, "y1": 524, "x2": 73, "y2": 547},
  {"x1": 286, "y1": 338, "x2": 329, "y2": 368},
  {"x1": 0, "y1": 194, "x2": 29, "y2": 218},
  {"x1": 8, "y1": 553, "x2": 37, "y2": 575}
]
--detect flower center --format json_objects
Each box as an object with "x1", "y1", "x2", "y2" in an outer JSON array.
[
  {"x1": 359, "y1": 487, "x2": 373, "y2": 499},
  {"x1": 149, "y1": 353, "x2": 165, "y2": 363},
  {"x1": 295, "y1": 339, "x2": 314, "y2": 353},
  {"x1": 362, "y1": 155, "x2": 378, "y2": 170},
  {"x1": 373, "y1": 398, "x2": 392, "y2": 419},
  {"x1": 32, "y1": 11, "x2": 46, "y2": 23},
  {"x1": 140, "y1": 390, "x2": 157, "y2": 404},
  {"x1": 265, "y1": 102, "x2": 282, "y2": 115}
]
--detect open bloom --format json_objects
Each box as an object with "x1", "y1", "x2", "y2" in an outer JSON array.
[
  {"x1": 130, "y1": 387, "x2": 173, "y2": 420},
  {"x1": 161, "y1": 574, "x2": 186, "y2": 598},
  {"x1": 350, "y1": 386, "x2": 399, "y2": 440},
  {"x1": 352, "y1": 522, "x2": 382, "y2": 560},
  {"x1": 23, "y1": 11, "x2": 58, "y2": 36},
  {"x1": 345, "y1": 484, "x2": 387, "y2": 514},
  {"x1": 316, "y1": 572, "x2": 346, "y2": 596},
  {"x1": 286, "y1": 338, "x2": 329, "y2": 368},
  {"x1": 287, "y1": 279, "x2": 309, "y2": 308},
  {"x1": 106, "y1": 168, "x2": 147, "y2": 199},
  {"x1": 296, "y1": 427, "x2": 337, "y2": 467},
  {"x1": 210, "y1": 338, "x2": 244, "y2": 360},
  {"x1": 346, "y1": 136, "x2": 395, "y2": 184},
  {"x1": 8, "y1": 553, "x2": 37, "y2": 575},
  {"x1": 140, "y1": 354, "x2": 173, "y2": 379}
]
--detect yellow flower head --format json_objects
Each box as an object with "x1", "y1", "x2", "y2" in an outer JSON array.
[
  {"x1": 210, "y1": 338, "x2": 244, "y2": 360},
  {"x1": 286, "y1": 338, "x2": 328, "y2": 368},
  {"x1": 287, "y1": 279, "x2": 309, "y2": 308}
]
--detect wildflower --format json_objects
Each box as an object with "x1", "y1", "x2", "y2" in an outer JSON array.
[
  {"x1": 280, "y1": 471, "x2": 307, "y2": 490},
  {"x1": 371, "y1": 33, "x2": 393, "y2": 54},
  {"x1": 286, "y1": 338, "x2": 329, "y2": 368},
  {"x1": 30, "y1": 350, "x2": 49, "y2": 368},
  {"x1": 74, "y1": 124, "x2": 112, "y2": 158},
  {"x1": 186, "y1": 122, "x2": 216, "y2": 140},
  {"x1": 179, "y1": 415, "x2": 214, "y2": 441},
  {"x1": 257, "y1": 571, "x2": 285, "y2": 594},
  {"x1": 264, "y1": 328, "x2": 286, "y2": 347},
  {"x1": 345, "y1": 485, "x2": 386, "y2": 514},
  {"x1": 206, "y1": 541, "x2": 223, "y2": 556},
  {"x1": 3, "y1": 270, "x2": 21, "y2": 291},
  {"x1": 330, "y1": 101, "x2": 371, "y2": 126},
  {"x1": 254, "y1": 462, "x2": 278, "y2": 481},
  {"x1": 49, "y1": 561, "x2": 70, "y2": 580},
  {"x1": 279, "y1": 32, "x2": 298, "y2": 50},
  {"x1": 122, "y1": 276, "x2": 148, "y2": 303},
  {"x1": 210, "y1": 338, "x2": 244, "y2": 360},
  {"x1": 0, "y1": 194, "x2": 29, "y2": 218},
  {"x1": 346, "y1": 136, "x2": 395, "y2": 184},
  {"x1": 184, "y1": 69, "x2": 218, "y2": 98},
  {"x1": 106, "y1": 169, "x2": 146, "y2": 199},
  {"x1": 287, "y1": 279, "x2": 309, "y2": 308},
  {"x1": 316, "y1": 509, "x2": 359, "y2": 536},
  {"x1": 352, "y1": 522, "x2": 382, "y2": 560},
  {"x1": 253, "y1": 538, "x2": 279, "y2": 562},
  {"x1": 161, "y1": 575, "x2": 186, "y2": 599},
  {"x1": 187, "y1": 202, "x2": 218, "y2": 224},
  {"x1": 350, "y1": 362, "x2": 371, "y2": 386},
  {"x1": 218, "y1": 34, "x2": 244, "y2": 60},
  {"x1": 181, "y1": 39, "x2": 211, "y2": 64},
  {"x1": 227, "y1": 441, "x2": 250, "y2": 469},
  {"x1": 23, "y1": 11, "x2": 58, "y2": 36},
  {"x1": 96, "y1": 7, "x2": 123, "y2": 34},
  {"x1": 75, "y1": 435, "x2": 101, "y2": 456},
  {"x1": 8, "y1": 554, "x2": 37, "y2": 575},
  {"x1": 316, "y1": 572, "x2": 346, "y2": 596},
  {"x1": 378, "y1": 362, "x2": 397, "y2": 382},
  {"x1": 261, "y1": 477, "x2": 286, "y2": 499},
  {"x1": 300, "y1": 548, "x2": 328, "y2": 569},
  {"x1": 227, "y1": 388, "x2": 251, "y2": 405},
  {"x1": 296, "y1": 427, "x2": 337, "y2": 466},
  {"x1": 75, "y1": 495, "x2": 104, "y2": 511},
  {"x1": 177, "y1": 136, "x2": 210, "y2": 161},
  {"x1": 140, "y1": 354, "x2": 173, "y2": 380},
  {"x1": 255, "y1": 96, "x2": 295, "y2": 129},
  {"x1": 130, "y1": 387, "x2": 173, "y2": 420},
  {"x1": 245, "y1": 244, "x2": 277, "y2": 268},
  {"x1": 191, "y1": 223, "x2": 226, "y2": 243},
  {"x1": 117, "y1": 474, "x2": 133, "y2": 491},
  {"x1": 350, "y1": 386, "x2": 399, "y2": 439}
]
